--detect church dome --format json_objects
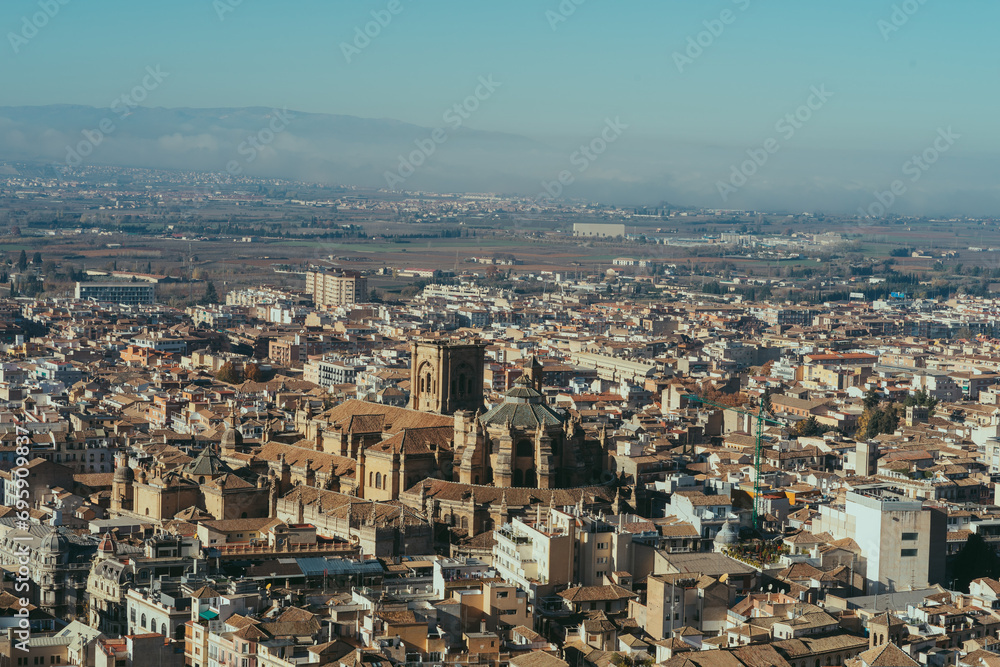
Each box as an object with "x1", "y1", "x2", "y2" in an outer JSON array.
[
  {"x1": 480, "y1": 375, "x2": 564, "y2": 428},
  {"x1": 113, "y1": 463, "x2": 134, "y2": 483},
  {"x1": 40, "y1": 527, "x2": 68, "y2": 554},
  {"x1": 714, "y1": 520, "x2": 740, "y2": 547},
  {"x1": 221, "y1": 423, "x2": 243, "y2": 450}
]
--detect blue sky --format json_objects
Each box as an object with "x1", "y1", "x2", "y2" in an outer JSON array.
[{"x1": 0, "y1": 0, "x2": 997, "y2": 212}]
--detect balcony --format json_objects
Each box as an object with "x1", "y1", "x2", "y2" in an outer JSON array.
[{"x1": 496, "y1": 529, "x2": 531, "y2": 545}]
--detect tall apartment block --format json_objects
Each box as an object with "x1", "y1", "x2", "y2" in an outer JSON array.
[{"x1": 305, "y1": 270, "x2": 367, "y2": 308}]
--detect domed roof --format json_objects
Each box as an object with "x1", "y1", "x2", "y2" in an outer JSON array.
[
  {"x1": 480, "y1": 375, "x2": 564, "y2": 429},
  {"x1": 113, "y1": 464, "x2": 134, "y2": 483},
  {"x1": 184, "y1": 447, "x2": 234, "y2": 477},
  {"x1": 221, "y1": 424, "x2": 243, "y2": 450},
  {"x1": 505, "y1": 375, "x2": 544, "y2": 402},
  {"x1": 98, "y1": 532, "x2": 117, "y2": 554},
  {"x1": 221, "y1": 413, "x2": 243, "y2": 450},
  {"x1": 40, "y1": 527, "x2": 68, "y2": 554},
  {"x1": 714, "y1": 520, "x2": 739, "y2": 546}
]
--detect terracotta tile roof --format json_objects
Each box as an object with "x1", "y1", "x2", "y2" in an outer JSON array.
[
  {"x1": 558, "y1": 584, "x2": 637, "y2": 603},
  {"x1": 320, "y1": 399, "x2": 452, "y2": 433},
  {"x1": 856, "y1": 643, "x2": 919, "y2": 667}
]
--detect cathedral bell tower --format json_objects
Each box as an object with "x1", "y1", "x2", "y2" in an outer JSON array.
[{"x1": 410, "y1": 340, "x2": 486, "y2": 415}]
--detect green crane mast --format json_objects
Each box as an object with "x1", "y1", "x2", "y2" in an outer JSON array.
[{"x1": 683, "y1": 394, "x2": 782, "y2": 531}]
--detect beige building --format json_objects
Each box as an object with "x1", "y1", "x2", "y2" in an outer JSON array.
[
  {"x1": 811, "y1": 485, "x2": 946, "y2": 593},
  {"x1": 305, "y1": 270, "x2": 367, "y2": 307}
]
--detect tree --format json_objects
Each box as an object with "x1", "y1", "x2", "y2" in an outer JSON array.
[
  {"x1": 863, "y1": 388, "x2": 881, "y2": 410},
  {"x1": 216, "y1": 362, "x2": 243, "y2": 384},
  {"x1": 856, "y1": 404, "x2": 899, "y2": 441},
  {"x1": 610, "y1": 653, "x2": 653, "y2": 667},
  {"x1": 16, "y1": 250, "x2": 27, "y2": 272},
  {"x1": 31, "y1": 251, "x2": 42, "y2": 265},
  {"x1": 795, "y1": 416, "x2": 821, "y2": 438},
  {"x1": 244, "y1": 362, "x2": 264, "y2": 383},
  {"x1": 202, "y1": 281, "x2": 219, "y2": 305},
  {"x1": 904, "y1": 389, "x2": 938, "y2": 412}
]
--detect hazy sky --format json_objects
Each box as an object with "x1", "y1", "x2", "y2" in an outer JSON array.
[{"x1": 1, "y1": 0, "x2": 997, "y2": 213}]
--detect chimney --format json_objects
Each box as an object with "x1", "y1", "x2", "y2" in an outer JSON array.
[{"x1": 480, "y1": 619, "x2": 487, "y2": 633}]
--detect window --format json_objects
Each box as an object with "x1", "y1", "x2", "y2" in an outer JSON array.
[
  {"x1": 901, "y1": 549, "x2": 918, "y2": 557},
  {"x1": 597, "y1": 542, "x2": 608, "y2": 550},
  {"x1": 497, "y1": 591, "x2": 509, "y2": 598},
  {"x1": 901, "y1": 532, "x2": 918, "y2": 541}
]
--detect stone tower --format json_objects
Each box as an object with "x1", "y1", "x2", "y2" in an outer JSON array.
[
  {"x1": 410, "y1": 340, "x2": 486, "y2": 415},
  {"x1": 111, "y1": 458, "x2": 134, "y2": 514}
]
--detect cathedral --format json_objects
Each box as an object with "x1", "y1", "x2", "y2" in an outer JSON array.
[{"x1": 412, "y1": 340, "x2": 599, "y2": 489}]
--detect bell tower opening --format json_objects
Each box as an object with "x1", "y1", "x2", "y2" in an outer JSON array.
[{"x1": 410, "y1": 340, "x2": 486, "y2": 415}]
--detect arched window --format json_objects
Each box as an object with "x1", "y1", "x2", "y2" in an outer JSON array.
[
  {"x1": 458, "y1": 374, "x2": 467, "y2": 396},
  {"x1": 141, "y1": 614, "x2": 146, "y2": 629},
  {"x1": 516, "y1": 440, "x2": 532, "y2": 457},
  {"x1": 369, "y1": 471, "x2": 374, "y2": 486},
  {"x1": 525, "y1": 470, "x2": 537, "y2": 488},
  {"x1": 461, "y1": 516, "x2": 469, "y2": 530},
  {"x1": 199, "y1": 476, "x2": 205, "y2": 484},
  {"x1": 513, "y1": 469, "x2": 524, "y2": 486},
  {"x1": 161, "y1": 623, "x2": 167, "y2": 636},
  {"x1": 474, "y1": 475, "x2": 480, "y2": 484},
  {"x1": 241, "y1": 512, "x2": 248, "y2": 518},
  {"x1": 375, "y1": 472, "x2": 382, "y2": 489}
]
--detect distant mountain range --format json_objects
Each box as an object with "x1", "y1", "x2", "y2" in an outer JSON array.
[
  {"x1": 0, "y1": 105, "x2": 995, "y2": 216},
  {"x1": 0, "y1": 104, "x2": 602, "y2": 198}
]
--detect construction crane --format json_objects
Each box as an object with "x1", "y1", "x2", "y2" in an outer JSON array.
[{"x1": 683, "y1": 394, "x2": 782, "y2": 531}]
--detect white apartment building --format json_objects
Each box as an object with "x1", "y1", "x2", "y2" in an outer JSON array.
[
  {"x1": 811, "y1": 485, "x2": 946, "y2": 593},
  {"x1": 493, "y1": 514, "x2": 574, "y2": 603},
  {"x1": 493, "y1": 507, "x2": 638, "y2": 604}
]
